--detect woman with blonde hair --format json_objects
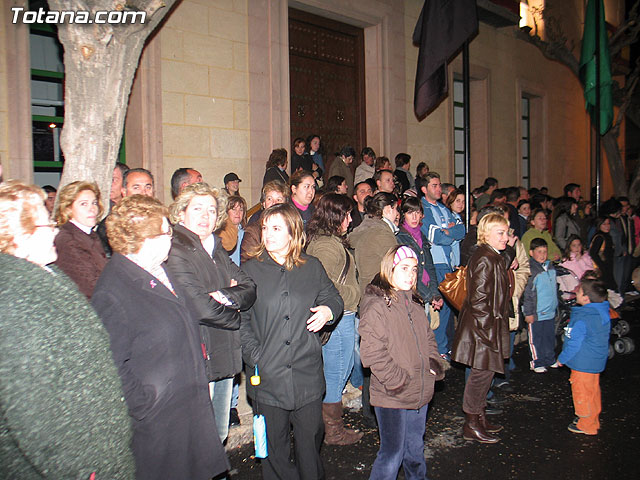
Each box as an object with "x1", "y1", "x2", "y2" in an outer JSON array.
[
  {"x1": 240, "y1": 202, "x2": 343, "y2": 480},
  {"x1": 53, "y1": 181, "x2": 106, "y2": 298},
  {"x1": 92, "y1": 194, "x2": 229, "y2": 480},
  {"x1": 165, "y1": 183, "x2": 256, "y2": 443},
  {"x1": 0, "y1": 181, "x2": 134, "y2": 479},
  {"x1": 216, "y1": 194, "x2": 248, "y2": 266},
  {"x1": 359, "y1": 245, "x2": 442, "y2": 479},
  {"x1": 452, "y1": 213, "x2": 514, "y2": 444}
]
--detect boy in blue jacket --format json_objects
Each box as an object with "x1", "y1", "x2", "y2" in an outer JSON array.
[
  {"x1": 557, "y1": 278, "x2": 611, "y2": 435},
  {"x1": 523, "y1": 238, "x2": 558, "y2": 373}
]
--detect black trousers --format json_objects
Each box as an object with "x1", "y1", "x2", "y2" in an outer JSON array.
[{"x1": 259, "y1": 399, "x2": 324, "y2": 480}]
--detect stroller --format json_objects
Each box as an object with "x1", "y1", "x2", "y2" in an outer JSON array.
[{"x1": 554, "y1": 265, "x2": 634, "y2": 358}]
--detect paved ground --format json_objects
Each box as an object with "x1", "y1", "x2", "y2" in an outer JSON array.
[{"x1": 227, "y1": 299, "x2": 640, "y2": 479}]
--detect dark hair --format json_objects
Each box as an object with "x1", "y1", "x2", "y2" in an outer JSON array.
[
  {"x1": 506, "y1": 187, "x2": 520, "y2": 203},
  {"x1": 600, "y1": 197, "x2": 622, "y2": 217},
  {"x1": 365, "y1": 178, "x2": 377, "y2": 192},
  {"x1": 400, "y1": 196, "x2": 422, "y2": 223},
  {"x1": 530, "y1": 237, "x2": 548, "y2": 251},
  {"x1": 445, "y1": 188, "x2": 464, "y2": 211},
  {"x1": 529, "y1": 207, "x2": 547, "y2": 227},
  {"x1": 306, "y1": 193, "x2": 353, "y2": 244},
  {"x1": 416, "y1": 162, "x2": 429, "y2": 177},
  {"x1": 365, "y1": 191, "x2": 398, "y2": 218},
  {"x1": 326, "y1": 175, "x2": 346, "y2": 194},
  {"x1": 395, "y1": 153, "x2": 411, "y2": 168},
  {"x1": 483, "y1": 177, "x2": 498, "y2": 188},
  {"x1": 305, "y1": 134, "x2": 320, "y2": 153},
  {"x1": 477, "y1": 205, "x2": 505, "y2": 223},
  {"x1": 489, "y1": 188, "x2": 506, "y2": 204},
  {"x1": 373, "y1": 169, "x2": 393, "y2": 184},
  {"x1": 580, "y1": 278, "x2": 607, "y2": 303},
  {"x1": 554, "y1": 196, "x2": 578, "y2": 217},
  {"x1": 361, "y1": 146, "x2": 376, "y2": 158},
  {"x1": 266, "y1": 148, "x2": 287, "y2": 169},
  {"x1": 517, "y1": 199, "x2": 530, "y2": 210},
  {"x1": 564, "y1": 183, "x2": 580, "y2": 196},
  {"x1": 123, "y1": 168, "x2": 154, "y2": 189},
  {"x1": 595, "y1": 215, "x2": 610, "y2": 232},
  {"x1": 293, "y1": 137, "x2": 305, "y2": 149},
  {"x1": 170, "y1": 168, "x2": 194, "y2": 200},
  {"x1": 374, "y1": 156, "x2": 391, "y2": 171},
  {"x1": 337, "y1": 145, "x2": 356, "y2": 158},
  {"x1": 563, "y1": 234, "x2": 584, "y2": 260},
  {"x1": 289, "y1": 169, "x2": 315, "y2": 189},
  {"x1": 42, "y1": 185, "x2": 57, "y2": 194},
  {"x1": 114, "y1": 162, "x2": 129, "y2": 178}
]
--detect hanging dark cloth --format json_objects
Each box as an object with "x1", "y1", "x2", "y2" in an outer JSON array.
[{"x1": 413, "y1": 0, "x2": 478, "y2": 117}]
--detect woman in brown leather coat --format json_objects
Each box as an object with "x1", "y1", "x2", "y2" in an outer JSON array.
[{"x1": 452, "y1": 213, "x2": 514, "y2": 444}]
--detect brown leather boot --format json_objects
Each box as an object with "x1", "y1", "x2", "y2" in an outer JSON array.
[
  {"x1": 462, "y1": 413, "x2": 500, "y2": 444},
  {"x1": 322, "y1": 402, "x2": 364, "y2": 445},
  {"x1": 479, "y1": 410, "x2": 503, "y2": 433}
]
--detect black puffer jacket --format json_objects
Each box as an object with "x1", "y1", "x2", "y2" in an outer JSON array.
[
  {"x1": 240, "y1": 251, "x2": 344, "y2": 410},
  {"x1": 165, "y1": 224, "x2": 257, "y2": 381}
]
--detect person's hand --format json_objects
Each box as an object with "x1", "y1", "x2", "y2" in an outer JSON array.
[
  {"x1": 510, "y1": 258, "x2": 519, "y2": 270},
  {"x1": 431, "y1": 298, "x2": 444, "y2": 310},
  {"x1": 556, "y1": 362, "x2": 563, "y2": 367},
  {"x1": 447, "y1": 222, "x2": 456, "y2": 228},
  {"x1": 230, "y1": 279, "x2": 238, "y2": 287},
  {"x1": 306, "y1": 305, "x2": 333, "y2": 332},
  {"x1": 210, "y1": 290, "x2": 233, "y2": 306},
  {"x1": 507, "y1": 231, "x2": 517, "y2": 247},
  {"x1": 525, "y1": 315, "x2": 534, "y2": 324},
  {"x1": 552, "y1": 252, "x2": 561, "y2": 261},
  {"x1": 585, "y1": 203, "x2": 593, "y2": 215}
]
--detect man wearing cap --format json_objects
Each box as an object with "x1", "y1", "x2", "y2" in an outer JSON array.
[{"x1": 224, "y1": 173, "x2": 241, "y2": 197}]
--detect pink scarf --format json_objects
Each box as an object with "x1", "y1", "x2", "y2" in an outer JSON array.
[{"x1": 402, "y1": 221, "x2": 430, "y2": 285}]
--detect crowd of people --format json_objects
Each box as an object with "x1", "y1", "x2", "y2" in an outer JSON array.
[{"x1": 0, "y1": 140, "x2": 624, "y2": 478}]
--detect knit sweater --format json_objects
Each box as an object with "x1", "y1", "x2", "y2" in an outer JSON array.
[{"x1": 0, "y1": 253, "x2": 135, "y2": 480}]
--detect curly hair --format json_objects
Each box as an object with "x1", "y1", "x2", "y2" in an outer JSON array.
[
  {"x1": 306, "y1": 193, "x2": 353, "y2": 245},
  {"x1": 54, "y1": 181, "x2": 104, "y2": 225},
  {"x1": 168, "y1": 182, "x2": 227, "y2": 230},
  {"x1": 107, "y1": 195, "x2": 169, "y2": 255},
  {"x1": 0, "y1": 181, "x2": 46, "y2": 254}
]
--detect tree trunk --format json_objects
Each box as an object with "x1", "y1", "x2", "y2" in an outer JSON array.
[
  {"x1": 48, "y1": 0, "x2": 179, "y2": 211},
  {"x1": 602, "y1": 130, "x2": 628, "y2": 197}
]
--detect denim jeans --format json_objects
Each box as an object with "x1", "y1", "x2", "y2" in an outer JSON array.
[
  {"x1": 209, "y1": 377, "x2": 233, "y2": 442},
  {"x1": 370, "y1": 404, "x2": 430, "y2": 480},
  {"x1": 434, "y1": 263, "x2": 453, "y2": 354},
  {"x1": 350, "y1": 315, "x2": 364, "y2": 388},
  {"x1": 322, "y1": 312, "x2": 356, "y2": 403}
]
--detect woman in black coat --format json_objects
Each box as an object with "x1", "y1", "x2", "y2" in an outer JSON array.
[
  {"x1": 589, "y1": 216, "x2": 616, "y2": 291},
  {"x1": 165, "y1": 183, "x2": 256, "y2": 442},
  {"x1": 263, "y1": 148, "x2": 290, "y2": 187},
  {"x1": 92, "y1": 195, "x2": 228, "y2": 480},
  {"x1": 240, "y1": 203, "x2": 343, "y2": 480}
]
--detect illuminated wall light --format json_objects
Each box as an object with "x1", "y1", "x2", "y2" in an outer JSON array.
[{"x1": 49, "y1": 123, "x2": 57, "y2": 129}]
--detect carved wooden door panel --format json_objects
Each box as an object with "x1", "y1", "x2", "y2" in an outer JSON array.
[{"x1": 289, "y1": 8, "x2": 365, "y2": 176}]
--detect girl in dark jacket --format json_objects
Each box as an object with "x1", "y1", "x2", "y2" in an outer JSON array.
[
  {"x1": 53, "y1": 181, "x2": 107, "y2": 298},
  {"x1": 396, "y1": 196, "x2": 442, "y2": 309},
  {"x1": 240, "y1": 203, "x2": 343, "y2": 480},
  {"x1": 360, "y1": 245, "x2": 442, "y2": 480},
  {"x1": 451, "y1": 213, "x2": 514, "y2": 444},
  {"x1": 165, "y1": 183, "x2": 256, "y2": 443}
]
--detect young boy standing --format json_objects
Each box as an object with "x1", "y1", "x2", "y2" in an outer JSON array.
[
  {"x1": 523, "y1": 238, "x2": 558, "y2": 373},
  {"x1": 557, "y1": 278, "x2": 611, "y2": 435}
]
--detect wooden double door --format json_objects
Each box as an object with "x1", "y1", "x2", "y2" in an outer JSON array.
[{"x1": 288, "y1": 8, "x2": 366, "y2": 175}]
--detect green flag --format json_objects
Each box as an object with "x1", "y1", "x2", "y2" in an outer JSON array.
[{"x1": 580, "y1": 0, "x2": 613, "y2": 135}]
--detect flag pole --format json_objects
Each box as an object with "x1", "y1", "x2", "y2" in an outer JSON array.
[
  {"x1": 595, "y1": 0, "x2": 601, "y2": 215},
  {"x1": 463, "y1": 40, "x2": 471, "y2": 230}
]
